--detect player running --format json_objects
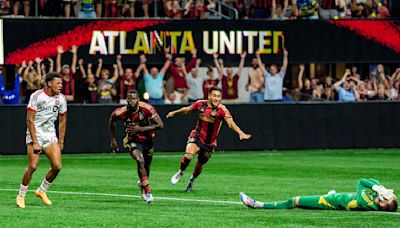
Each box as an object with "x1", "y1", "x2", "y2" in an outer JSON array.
[
  {"x1": 240, "y1": 178, "x2": 397, "y2": 212},
  {"x1": 109, "y1": 90, "x2": 164, "y2": 204},
  {"x1": 167, "y1": 86, "x2": 251, "y2": 192},
  {"x1": 16, "y1": 72, "x2": 67, "y2": 208}
]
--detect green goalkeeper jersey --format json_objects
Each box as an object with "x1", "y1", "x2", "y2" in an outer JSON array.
[{"x1": 321, "y1": 178, "x2": 380, "y2": 211}]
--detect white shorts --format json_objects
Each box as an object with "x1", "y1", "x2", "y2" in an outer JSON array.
[{"x1": 26, "y1": 132, "x2": 58, "y2": 149}]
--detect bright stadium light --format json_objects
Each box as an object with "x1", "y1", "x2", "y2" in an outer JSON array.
[{"x1": 143, "y1": 92, "x2": 149, "y2": 100}]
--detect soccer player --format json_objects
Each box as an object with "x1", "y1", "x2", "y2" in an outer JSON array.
[
  {"x1": 240, "y1": 178, "x2": 397, "y2": 212},
  {"x1": 16, "y1": 72, "x2": 67, "y2": 208},
  {"x1": 109, "y1": 90, "x2": 164, "y2": 204},
  {"x1": 167, "y1": 86, "x2": 251, "y2": 192}
]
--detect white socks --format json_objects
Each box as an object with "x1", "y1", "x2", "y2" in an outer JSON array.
[
  {"x1": 38, "y1": 179, "x2": 52, "y2": 192},
  {"x1": 19, "y1": 184, "x2": 28, "y2": 197}
]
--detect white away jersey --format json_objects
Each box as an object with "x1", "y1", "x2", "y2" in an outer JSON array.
[{"x1": 26, "y1": 89, "x2": 67, "y2": 135}]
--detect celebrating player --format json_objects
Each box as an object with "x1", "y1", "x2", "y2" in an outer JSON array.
[
  {"x1": 240, "y1": 178, "x2": 397, "y2": 212},
  {"x1": 16, "y1": 72, "x2": 67, "y2": 208},
  {"x1": 167, "y1": 86, "x2": 251, "y2": 192},
  {"x1": 109, "y1": 90, "x2": 164, "y2": 204}
]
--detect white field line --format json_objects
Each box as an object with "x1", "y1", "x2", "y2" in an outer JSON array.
[
  {"x1": 0, "y1": 188, "x2": 399, "y2": 215},
  {"x1": 0, "y1": 188, "x2": 241, "y2": 205}
]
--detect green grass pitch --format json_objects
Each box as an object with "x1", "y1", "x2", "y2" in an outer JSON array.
[{"x1": 1, "y1": 149, "x2": 400, "y2": 227}]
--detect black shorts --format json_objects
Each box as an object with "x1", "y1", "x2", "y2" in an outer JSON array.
[
  {"x1": 187, "y1": 137, "x2": 214, "y2": 162},
  {"x1": 124, "y1": 140, "x2": 154, "y2": 157}
]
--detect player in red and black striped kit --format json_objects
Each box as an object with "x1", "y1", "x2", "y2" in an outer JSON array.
[
  {"x1": 109, "y1": 90, "x2": 164, "y2": 204},
  {"x1": 166, "y1": 86, "x2": 251, "y2": 192}
]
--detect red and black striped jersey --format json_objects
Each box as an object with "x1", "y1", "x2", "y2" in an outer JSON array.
[
  {"x1": 113, "y1": 102, "x2": 159, "y2": 143},
  {"x1": 189, "y1": 100, "x2": 232, "y2": 147}
]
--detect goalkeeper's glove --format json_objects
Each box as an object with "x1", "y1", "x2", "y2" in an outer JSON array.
[{"x1": 372, "y1": 185, "x2": 396, "y2": 200}]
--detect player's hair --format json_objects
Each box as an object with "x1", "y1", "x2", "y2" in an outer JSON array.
[
  {"x1": 45, "y1": 72, "x2": 62, "y2": 84},
  {"x1": 208, "y1": 86, "x2": 222, "y2": 94},
  {"x1": 386, "y1": 199, "x2": 398, "y2": 212},
  {"x1": 127, "y1": 90, "x2": 139, "y2": 97}
]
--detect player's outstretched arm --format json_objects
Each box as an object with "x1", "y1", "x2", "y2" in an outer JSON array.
[
  {"x1": 108, "y1": 113, "x2": 119, "y2": 152},
  {"x1": 166, "y1": 106, "x2": 192, "y2": 119},
  {"x1": 225, "y1": 117, "x2": 251, "y2": 140},
  {"x1": 58, "y1": 113, "x2": 67, "y2": 151}
]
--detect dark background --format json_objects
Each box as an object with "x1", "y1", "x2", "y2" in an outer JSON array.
[{"x1": 1, "y1": 102, "x2": 399, "y2": 155}]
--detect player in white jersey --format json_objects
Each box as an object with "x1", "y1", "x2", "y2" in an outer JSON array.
[{"x1": 16, "y1": 72, "x2": 67, "y2": 208}]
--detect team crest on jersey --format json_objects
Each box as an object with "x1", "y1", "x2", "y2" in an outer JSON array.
[
  {"x1": 210, "y1": 110, "x2": 217, "y2": 117},
  {"x1": 138, "y1": 112, "x2": 144, "y2": 120}
]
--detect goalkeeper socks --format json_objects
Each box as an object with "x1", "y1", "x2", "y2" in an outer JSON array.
[
  {"x1": 263, "y1": 198, "x2": 295, "y2": 209},
  {"x1": 19, "y1": 184, "x2": 28, "y2": 197},
  {"x1": 180, "y1": 156, "x2": 191, "y2": 171},
  {"x1": 38, "y1": 178, "x2": 52, "y2": 192},
  {"x1": 140, "y1": 176, "x2": 150, "y2": 194}
]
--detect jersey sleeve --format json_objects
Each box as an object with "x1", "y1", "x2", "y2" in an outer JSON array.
[
  {"x1": 190, "y1": 100, "x2": 203, "y2": 112},
  {"x1": 26, "y1": 93, "x2": 39, "y2": 112},
  {"x1": 355, "y1": 178, "x2": 380, "y2": 210},
  {"x1": 220, "y1": 104, "x2": 232, "y2": 119},
  {"x1": 59, "y1": 95, "x2": 68, "y2": 115},
  {"x1": 356, "y1": 178, "x2": 381, "y2": 191},
  {"x1": 113, "y1": 107, "x2": 127, "y2": 120},
  {"x1": 146, "y1": 104, "x2": 159, "y2": 119}
]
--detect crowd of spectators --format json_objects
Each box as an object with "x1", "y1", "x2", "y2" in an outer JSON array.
[
  {"x1": 0, "y1": 0, "x2": 395, "y2": 19},
  {"x1": 1, "y1": 45, "x2": 399, "y2": 105},
  {"x1": 292, "y1": 64, "x2": 400, "y2": 102}
]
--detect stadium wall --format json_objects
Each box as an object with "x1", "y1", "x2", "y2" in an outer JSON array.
[{"x1": 1, "y1": 102, "x2": 400, "y2": 155}]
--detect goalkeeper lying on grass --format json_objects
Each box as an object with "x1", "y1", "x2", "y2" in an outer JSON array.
[{"x1": 240, "y1": 178, "x2": 397, "y2": 212}]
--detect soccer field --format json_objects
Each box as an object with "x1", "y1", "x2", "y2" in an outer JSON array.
[{"x1": 1, "y1": 149, "x2": 400, "y2": 227}]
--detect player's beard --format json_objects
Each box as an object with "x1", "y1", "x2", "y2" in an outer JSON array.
[
  {"x1": 210, "y1": 100, "x2": 220, "y2": 107},
  {"x1": 127, "y1": 103, "x2": 138, "y2": 112}
]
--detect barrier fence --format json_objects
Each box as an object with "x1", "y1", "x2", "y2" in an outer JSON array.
[{"x1": 1, "y1": 102, "x2": 400, "y2": 155}]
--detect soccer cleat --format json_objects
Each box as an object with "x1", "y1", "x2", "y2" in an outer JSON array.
[
  {"x1": 136, "y1": 180, "x2": 146, "y2": 201},
  {"x1": 35, "y1": 190, "x2": 52, "y2": 205},
  {"x1": 171, "y1": 171, "x2": 184, "y2": 185},
  {"x1": 145, "y1": 192, "x2": 154, "y2": 204},
  {"x1": 16, "y1": 195, "x2": 26, "y2": 208},
  {"x1": 185, "y1": 181, "x2": 194, "y2": 192},
  {"x1": 240, "y1": 192, "x2": 257, "y2": 209}
]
